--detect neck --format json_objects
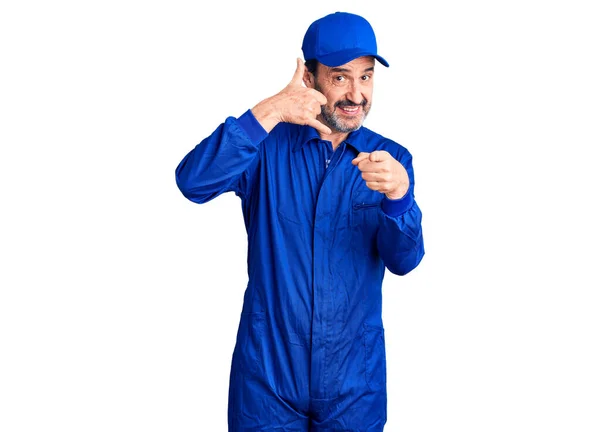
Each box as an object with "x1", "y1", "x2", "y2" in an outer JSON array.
[{"x1": 318, "y1": 130, "x2": 349, "y2": 151}]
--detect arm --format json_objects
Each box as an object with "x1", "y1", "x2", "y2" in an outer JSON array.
[
  {"x1": 351, "y1": 149, "x2": 425, "y2": 275},
  {"x1": 175, "y1": 110, "x2": 267, "y2": 203},
  {"x1": 176, "y1": 58, "x2": 331, "y2": 204},
  {"x1": 377, "y1": 174, "x2": 425, "y2": 276}
]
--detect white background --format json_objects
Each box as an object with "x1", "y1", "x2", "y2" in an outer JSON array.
[{"x1": 1, "y1": 0, "x2": 599, "y2": 431}]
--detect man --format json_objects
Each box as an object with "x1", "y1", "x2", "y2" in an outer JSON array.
[{"x1": 176, "y1": 11, "x2": 425, "y2": 431}]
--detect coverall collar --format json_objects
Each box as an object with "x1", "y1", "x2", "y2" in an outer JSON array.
[{"x1": 293, "y1": 125, "x2": 369, "y2": 154}]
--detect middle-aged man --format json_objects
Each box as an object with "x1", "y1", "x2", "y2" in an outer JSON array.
[{"x1": 176, "y1": 11, "x2": 425, "y2": 431}]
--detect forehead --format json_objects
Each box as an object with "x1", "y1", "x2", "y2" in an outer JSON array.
[{"x1": 318, "y1": 56, "x2": 376, "y2": 74}]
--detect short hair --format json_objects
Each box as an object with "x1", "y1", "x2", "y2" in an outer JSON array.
[{"x1": 304, "y1": 59, "x2": 319, "y2": 77}]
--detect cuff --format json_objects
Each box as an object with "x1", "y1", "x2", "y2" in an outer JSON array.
[
  {"x1": 381, "y1": 193, "x2": 414, "y2": 217},
  {"x1": 236, "y1": 109, "x2": 269, "y2": 145}
]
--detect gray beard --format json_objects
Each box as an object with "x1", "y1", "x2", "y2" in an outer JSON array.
[
  {"x1": 314, "y1": 83, "x2": 369, "y2": 133},
  {"x1": 320, "y1": 104, "x2": 364, "y2": 133}
]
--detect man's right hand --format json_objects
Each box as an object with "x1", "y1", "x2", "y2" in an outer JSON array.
[{"x1": 251, "y1": 58, "x2": 332, "y2": 135}]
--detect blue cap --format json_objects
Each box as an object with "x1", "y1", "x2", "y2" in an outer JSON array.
[{"x1": 302, "y1": 12, "x2": 389, "y2": 68}]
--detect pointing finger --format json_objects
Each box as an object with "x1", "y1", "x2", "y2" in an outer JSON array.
[
  {"x1": 369, "y1": 150, "x2": 389, "y2": 162},
  {"x1": 352, "y1": 152, "x2": 370, "y2": 166}
]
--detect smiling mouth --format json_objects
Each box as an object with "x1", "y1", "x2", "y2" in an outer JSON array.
[{"x1": 337, "y1": 105, "x2": 361, "y2": 115}]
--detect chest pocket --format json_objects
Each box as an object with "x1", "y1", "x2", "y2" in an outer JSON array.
[{"x1": 351, "y1": 187, "x2": 382, "y2": 255}]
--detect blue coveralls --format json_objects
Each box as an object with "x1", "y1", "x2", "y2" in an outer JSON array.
[{"x1": 175, "y1": 110, "x2": 425, "y2": 431}]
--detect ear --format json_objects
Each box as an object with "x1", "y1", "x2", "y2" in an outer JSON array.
[{"x1": 303, "y1": 68, "x2": 315, "y2": 88}]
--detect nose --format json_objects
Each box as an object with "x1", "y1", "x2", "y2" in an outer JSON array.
[{"x1": 346, "y1": 79, "x2": 363, "y2": 105}]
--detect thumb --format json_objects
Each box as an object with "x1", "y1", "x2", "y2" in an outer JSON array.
[
  {"x1": 369, "y1": 150, "x2": 387, "y2": 162},
  {"x1": 352, "y1": 152, "x2": 370, "y2": 165},
  {"x1": 289, "y1": 58, "x2": 305, "y2": 86}
]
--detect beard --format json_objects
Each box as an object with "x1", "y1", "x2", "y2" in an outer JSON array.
[{"x1": 315, "y1": 83, "x2": 371, "y2": 133}]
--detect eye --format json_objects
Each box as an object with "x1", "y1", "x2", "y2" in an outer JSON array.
[
  {"x1": 361, "y1": 75, "x2": 371, "y2": 81},
  {"x1": 334, "y1": 75, "x2": 345, "y2": 82}
]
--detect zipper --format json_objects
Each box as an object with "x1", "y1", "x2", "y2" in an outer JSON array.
[{"x1": 353, "y1": 202, "x2": 380, "y2": 210}]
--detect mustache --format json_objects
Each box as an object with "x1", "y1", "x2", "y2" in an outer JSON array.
[{"x1": 335, "y1": 99, "x2": 367, "y2": 108}]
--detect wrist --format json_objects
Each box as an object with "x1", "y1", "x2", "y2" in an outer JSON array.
[
  {"x1": 251, "y1": 98, "x2": 282, "y2": 133},
  {"x1": 385, "y1": 187, "x2": 407, "y2": 200}
]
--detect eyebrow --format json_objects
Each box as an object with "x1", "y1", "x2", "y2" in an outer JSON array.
[{"x1": 330, "y1": 66, "x2": 375, "y2": 73}]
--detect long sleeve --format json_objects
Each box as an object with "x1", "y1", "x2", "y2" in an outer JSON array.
[
  {"x1": 175, "y1": 109, "x2": 268, "y2": 203},
  {"x1": 376, "y1": 150, "x2": 425, "y2": 276}
]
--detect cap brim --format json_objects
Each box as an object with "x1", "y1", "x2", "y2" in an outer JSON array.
[{"x1": 316, "y1": 49, "x2": 389, "y2": 68}]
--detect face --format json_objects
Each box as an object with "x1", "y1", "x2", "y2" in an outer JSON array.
[{"x1": 307, "y1": 56, "x2": 375, "y2": 133}]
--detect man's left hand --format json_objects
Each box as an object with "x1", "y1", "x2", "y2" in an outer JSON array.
[{"x1": 351, "y1": 151, "x2": 409, "y2": 200}]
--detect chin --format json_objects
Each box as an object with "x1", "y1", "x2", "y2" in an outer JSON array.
[
  {"x1": 337, "y1": 118, "x2": 365, "y2": 132},
  {"x1": 321, "y1": 108, "x2": 367, "y2": 133}
]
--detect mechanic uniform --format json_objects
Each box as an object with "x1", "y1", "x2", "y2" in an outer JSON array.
[{"x1": 175, "y1": 109, "x2": 425, "y2": 431}]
